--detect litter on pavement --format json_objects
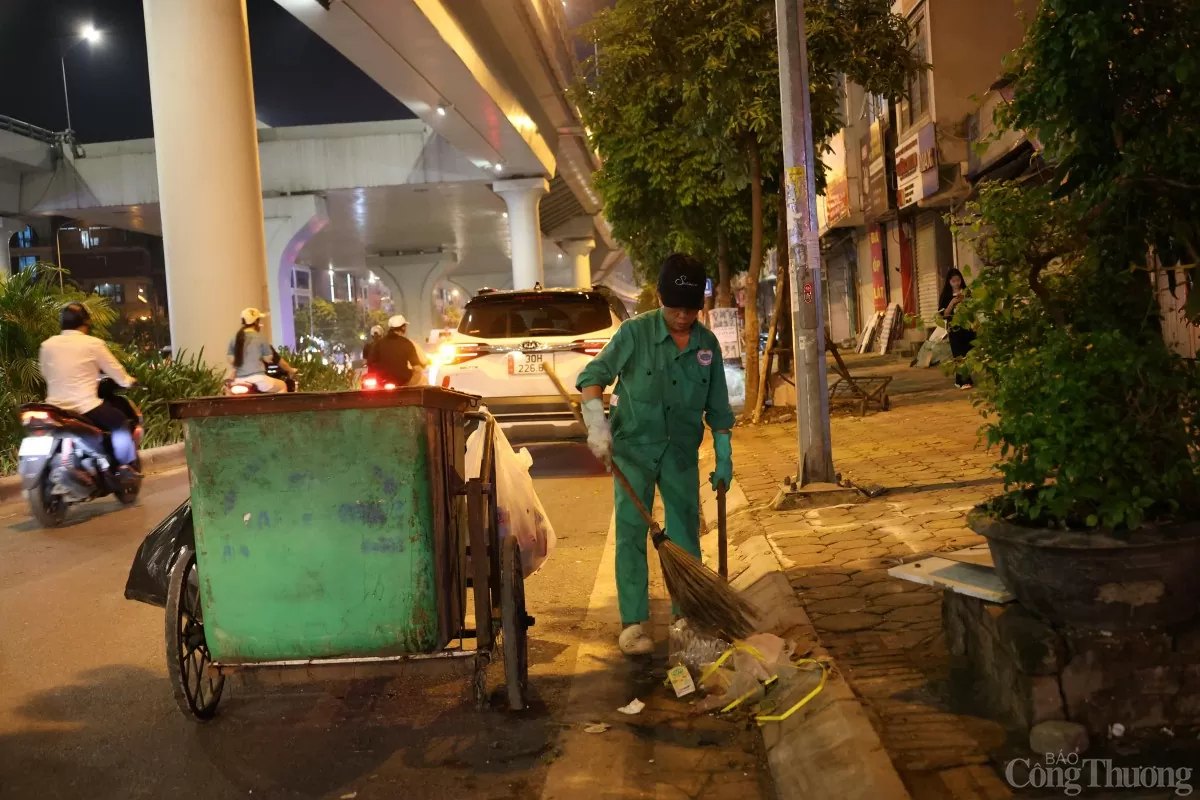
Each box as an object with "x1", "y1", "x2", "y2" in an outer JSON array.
[{"x1": 617, "y1": 698, "x2": 645, "y2": 715}]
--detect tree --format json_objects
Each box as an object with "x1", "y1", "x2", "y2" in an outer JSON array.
[
  {"x1": 295, "y1": 298, "x2": 379, "y2": 356},
  {"x1": 0, "y1": 263, "x2": 115, "y2": 470},
  {"x1": 577, "y1": 0, "x2": 916, "y2": 417},
  {"x1": 0, "y1": 263, "x2": 115, "y2": 402},
  {"x1": 961, "y1": 0, "x2": 1200, "y2": 530}
]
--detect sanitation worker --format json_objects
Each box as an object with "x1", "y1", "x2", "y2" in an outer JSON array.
[{"x1": 576, "y1": 253, "x2": 735, "y2": 656}]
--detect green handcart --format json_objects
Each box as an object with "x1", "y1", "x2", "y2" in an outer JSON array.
[{"x1": 164, "y1": 387, "x2": 531, "y2": 720}]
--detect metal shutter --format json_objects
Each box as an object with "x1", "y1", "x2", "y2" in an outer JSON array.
[
  {"x1": 916, "y1": 213, "x2": 941, "y2": 327},
  {"x1": 824, "y1": 251, "x2": 852, "y2": 344}
]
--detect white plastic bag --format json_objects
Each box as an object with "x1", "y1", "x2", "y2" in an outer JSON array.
[{"x1": 465, "y1": 410, "x2": 556, "y2": 576}]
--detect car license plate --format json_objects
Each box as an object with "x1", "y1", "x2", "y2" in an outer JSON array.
[
  {"x1": 18, "y1": 436, "x2": 54, "y2": 457},
  {"x1": 509, "y1": 353, "x2": 545, "y2": 375}
]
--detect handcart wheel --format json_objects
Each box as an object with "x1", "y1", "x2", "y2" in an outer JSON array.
[
  {"x1": 499, "y1": 535, "x2": 529, "y2": 711},
  {"x1": 165, "y1": 547, "x2": 224, "y2": 720}
]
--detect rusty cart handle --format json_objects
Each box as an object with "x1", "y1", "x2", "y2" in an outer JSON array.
[{"x1": 543, "y1": 364, "x2": 660, "y2": 533}]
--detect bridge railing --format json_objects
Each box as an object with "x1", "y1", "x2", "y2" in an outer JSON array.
[{"x1": 0, "y1": 115, "x2": 63, "y2": 145}]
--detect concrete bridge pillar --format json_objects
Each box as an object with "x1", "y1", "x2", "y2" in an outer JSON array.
[
  {"x1": 263, "y1": 195, "x2": 328, "y2": 349},
  {"x1": 0, "y1": 217, "x2": 25, "y2": 278},
  {"x1": 492, "y1": 178, "x2": 549, "y2": 290},
  {"x1": 560, "y1": 238, "x2": 596, "y2": 289},
  {"x1": 369, "y1": 251, "x2": 457, "y2": 345},
  {"x1": 143, "y1": 0, "x2": 268, "y2": 364}
]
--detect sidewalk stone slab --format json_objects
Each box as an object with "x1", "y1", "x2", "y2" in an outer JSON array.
[
  {"x1": 807, "y1": 597, "x2": 870, "y2": 615},
  {"x1": 789, "y1": 573, "x2": 852, "y2": 589},
  {"x1": 872, "y1": 591, "x2": 939, "y2": 609},
  {"x1": 814, "y1": 612, "x2": 883, "y2": 632},
  {"x1": 799, "y1": 585, "x2": 860, "y2": 601},
  {"x1": 734, "y1": 354, "x2": 1020, "y2": 799}
]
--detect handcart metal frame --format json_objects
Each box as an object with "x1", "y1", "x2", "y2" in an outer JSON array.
[{"x1": 163, "y1": 397, "x2": 531, "y2": 721}]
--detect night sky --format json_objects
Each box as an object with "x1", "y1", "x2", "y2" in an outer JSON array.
[{"x1": 0, "y1": 0, "x2": 414, "y2": 144}]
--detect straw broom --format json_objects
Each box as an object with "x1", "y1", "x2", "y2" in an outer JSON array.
[{"x1": 544, "y1": 365, "x2": 755, "y2": 640}]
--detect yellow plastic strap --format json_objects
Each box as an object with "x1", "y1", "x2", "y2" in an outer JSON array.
[{"x1": 754, "y1": 659, "x2": 828, "y2": 724}]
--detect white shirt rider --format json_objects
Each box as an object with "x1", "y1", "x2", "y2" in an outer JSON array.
[{"x1": 40, "y1": 330, "x2": 135, "y2": 415}]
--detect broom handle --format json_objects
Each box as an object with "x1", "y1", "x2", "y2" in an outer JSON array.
[
  {"x1": 543, "y1": 364, "x2": 659, "y2": 531},
  {"x1": 717, "y1": 481, "x2": 728, "y2": 579}
]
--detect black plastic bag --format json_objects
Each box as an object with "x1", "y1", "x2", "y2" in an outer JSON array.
[{"x1": 123, "y1": 500, "x2": 195, "y2": 607}]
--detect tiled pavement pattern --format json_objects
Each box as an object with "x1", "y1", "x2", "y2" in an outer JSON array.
[{"x1": 734, "y1": 356, "x2": 1016, "y2": 799}]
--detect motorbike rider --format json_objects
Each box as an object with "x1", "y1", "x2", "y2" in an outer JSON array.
[
  {"x1": 227, "y1": 308, "x2": 296, "y2": 393},
  {"x1": 362, "y1": 324, "x2": 384, "y2": 371},
  {"x1": 38, "y1": 302, "x2": 139, "y2": 477},
  {"x1": 372, "y1": 315, "x2": 429, "y2": 387}
]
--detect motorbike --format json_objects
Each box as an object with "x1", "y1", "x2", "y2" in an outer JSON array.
[
  {"x1": 224, "y1": 359, "x2": 298, "y2": 395},
  {"x1": 18, "y1": 378, "x2": 145, "y2": 528}
]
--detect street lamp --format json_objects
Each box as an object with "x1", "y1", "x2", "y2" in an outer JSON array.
[{"x1": 61, "y1": 24, "x2": 103, "y2": 133}]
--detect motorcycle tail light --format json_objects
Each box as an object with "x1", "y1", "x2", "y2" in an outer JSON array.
[
  {"x1": 21, "y1": 410, "x2": 51, "y2": 424},
  {"x1": 384, "y1": 383, "x2": 397, "y2": 390},
  {"x1": 133, "y1": 425, "x2": 144, "y2": 447},
  {"x1": 230, "y1": 384, "x2": 250, "y2": 395},
  {"x1": 362, "y1": 376, "x2": 379, "y2": 390}
]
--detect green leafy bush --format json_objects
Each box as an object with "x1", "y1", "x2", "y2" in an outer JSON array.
[
  {"x1": 120, "y1": 350, "x2": 224, "y2": 449},
  {"x1": 964, "y1": 0, "x2": 1200, "y2": 531},
  {"x1": 276, "y1": 347, "x2": 357, "y2": 393}
]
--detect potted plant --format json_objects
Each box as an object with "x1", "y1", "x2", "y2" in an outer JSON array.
[{"x1": 960, "y1": 0, "x2": 1200, "y2": 631}]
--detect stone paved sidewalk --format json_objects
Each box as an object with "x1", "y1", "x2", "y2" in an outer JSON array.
[{"x1": 734, "y1": 355, "x2": 1016, "y2": 800}]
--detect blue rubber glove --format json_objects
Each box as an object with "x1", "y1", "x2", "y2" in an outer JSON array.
[{"x1": 709, "y1": 431, "x2": 733, "y2": 491}]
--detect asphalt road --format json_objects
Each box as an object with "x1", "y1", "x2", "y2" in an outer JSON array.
[{"x1": 0, "y1": 444, "x2": 770, "y2": 800}]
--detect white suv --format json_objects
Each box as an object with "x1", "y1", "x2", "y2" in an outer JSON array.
[{"x1": 436, "y1": 287, "x2": 627, "y2": 441}]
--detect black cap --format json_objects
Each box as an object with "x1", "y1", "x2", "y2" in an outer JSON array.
[{"x1": 657, "y1": 253, "x2": 706, "y2": 310}]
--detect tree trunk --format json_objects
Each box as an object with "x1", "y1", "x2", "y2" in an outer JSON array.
[
  {"x1": 742, "y1": 135, "x2": 764, "y2": 421},
  {"x1": 776, "y1": 184, "x2": 793, "y2": 375},
  {"x1": 716, "y1": 230, "x2": 732, "y2": 308}
]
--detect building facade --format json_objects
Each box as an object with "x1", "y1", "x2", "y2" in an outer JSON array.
[{"x1": 816, "y1": 0, "x2": 1037, "y2": 346}]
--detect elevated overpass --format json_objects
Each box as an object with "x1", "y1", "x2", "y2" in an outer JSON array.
[{"x1": 4, "y1": 0, "x2": 629, "y2": 360}]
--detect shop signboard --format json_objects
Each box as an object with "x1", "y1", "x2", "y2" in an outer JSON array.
[
  {"x1": 895, "y1": 122, "x2": 938, "y2": 208},
  {"x1": 869, "y1": 224, "x2": 888, "y2": 312},
  {"x1": 823, "y1": 130, "x2": 851, "y2": 229},
  {"x1": 865, "y1": 117, "x2": 889, "y2": 216}
]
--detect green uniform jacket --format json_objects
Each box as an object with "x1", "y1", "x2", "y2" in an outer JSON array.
[{"x1": 576, "y1": 309, "x2": 735, "y2": 461}]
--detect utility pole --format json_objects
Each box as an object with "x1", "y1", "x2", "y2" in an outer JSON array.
[{"x1": 774, "y1": 0, "x2": 835, "y2": 486}]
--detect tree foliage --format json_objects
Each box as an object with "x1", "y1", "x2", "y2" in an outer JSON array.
[
  {"x1": 294, "y1": 298, "x2": 386, "y2": 357},
  {"x1": 961, "y1": 0, "x2": 1200, "y2": 531},
  {"x1": 575, "y1": 0, "x2": 916, "y2": 415}
]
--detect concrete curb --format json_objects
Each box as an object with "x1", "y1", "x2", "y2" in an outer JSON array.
[
  {"x1": 0, "y1": 441, "x2": 187, "y2": 505},
  {"x1": 698, "y1": 483, "x2": 911, "y2": 800}
]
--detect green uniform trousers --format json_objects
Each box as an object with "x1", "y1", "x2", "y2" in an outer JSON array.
[{"x1": 613, "y1": 445, "x2": 701, "y2": 624}]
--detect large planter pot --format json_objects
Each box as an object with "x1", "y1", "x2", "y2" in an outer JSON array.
[{"x1": 968, "y1": 510, "x2": 1200, "y2": 631}]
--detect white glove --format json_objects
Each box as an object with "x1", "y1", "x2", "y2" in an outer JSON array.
[{"x1": 580, "y1": 397, "x2": 612, "y2": 470}]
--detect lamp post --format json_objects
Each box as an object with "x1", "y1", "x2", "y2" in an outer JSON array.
[{"x1": 60, "y1": 24, "x2": 103, "y2": 134}]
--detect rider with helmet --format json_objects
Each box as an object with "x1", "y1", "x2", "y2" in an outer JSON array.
[
  {"x1": 362, "y1": 324, "x2": 384, "y2": 372},
  {"x1": 372, "y1": 315, "x2": 429, "y2": 387},
  {"x1": 227, "y1": 308, "x2": 295, "y2": 393},
  {"x1": 38, "y1": 302, "x2": 139, "y2": 472}
]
